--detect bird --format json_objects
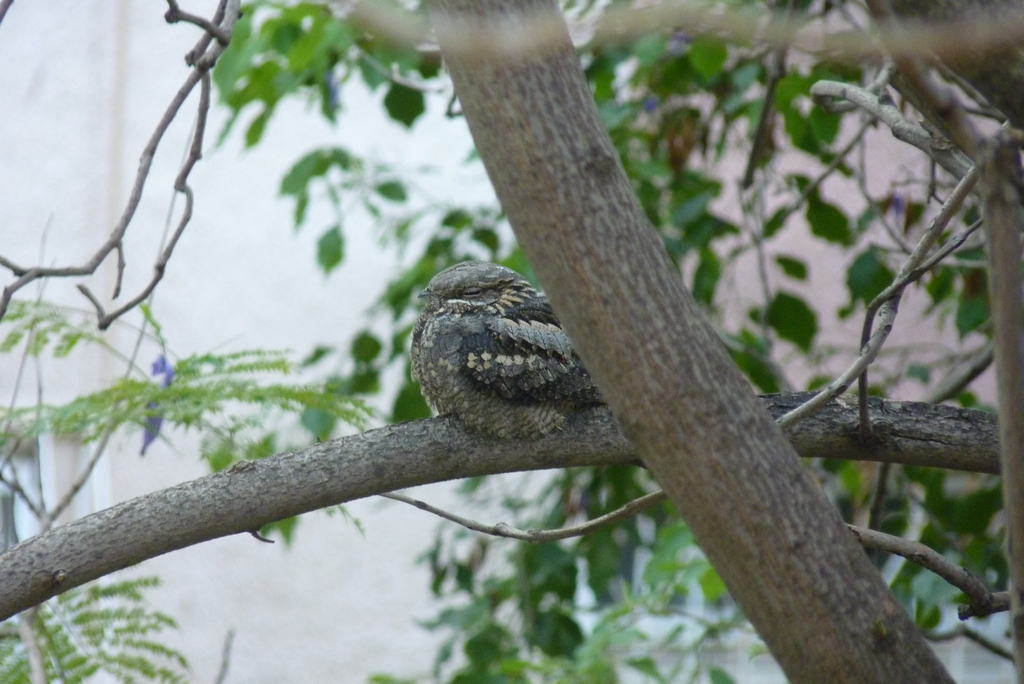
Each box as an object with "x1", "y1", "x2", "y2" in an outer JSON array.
[{"x1": 411, "y1": 261, "x2": 603, "y2": 438}]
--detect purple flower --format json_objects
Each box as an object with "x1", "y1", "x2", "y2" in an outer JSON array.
[
  {"x1": 890, "y1": 194, "x2": 906, "y2": 222},
  {"x1": 325, "y1": 71, "x2": 340, "y2": 113},
  {"x1": 152, "y1": 355, "x2": 175, "y2": 388},
  {"x1": 141, "y1": 408, "x2": 163, "y2": 456},
  {"x1": 142, "y1": 355, "x2": 173, "y2": 456},
  {"x1": 643, "y1": 95, "x2": 659, "y2": 113}
]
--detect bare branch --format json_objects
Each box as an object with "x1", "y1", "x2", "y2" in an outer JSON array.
[
  {"x1": 343, "y1": 0, "x2": 1024, "y2": 65},
  {"x1": 0, "y1": 397, "x2": 1002, "y2": 621},
  {"x1": 391, "y1": 483, "x2": 1012, "y2": 628},
  {"x1": 925, "y1": 625, "x2": 1014, "y2": 661},
  {"x1": 855, "y1": 163, "x2": 980, "y2": 434},
  {"x1": 165, "y1": 0, "x2": 230, "y2": 45},
  {"x1": 381, "y1": 489, "x2": 667, "y2": 542},
  {"x1": 959, "y1": 592, "x2": 1011, "y2": 621},
  {"x1": 0, "y1": 1, "x2": 238, "y2": 326},
  {"x1": 85, "y1": 72, "x2": 213, "y2": 331},
  {"x1": 810, "y1": 80, "x2": 973, "y2": 179},
  {"x1": 924, "y1": 342, "x2": 994, "y2": 404},
  {"x1": 979, "y1": 129, "x2": 1024, "y2": 665},
  {"x1": 44, "y1": 425, "x2": 116, "y2": 530},
  {"x1": 849, "y1": 525, "x2": 1000, "y2": 620},
  {"x1": 17, "y1": 608, "x2": 45, "y2": 684},
  {"x1": 214, "y1": 629, "x2": 236, "y2": 684},
  {"x1": 779, "y1": 165, "x2": 979, "y2": 430}
]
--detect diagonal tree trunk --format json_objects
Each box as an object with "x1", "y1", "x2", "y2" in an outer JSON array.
[{"x1": 425, "y1": 0, "x2": 954, "y2": 680}]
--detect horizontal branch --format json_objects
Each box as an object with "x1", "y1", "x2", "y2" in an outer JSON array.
[{"x1": 0, "y1": 393, "x2": 1000, "y2": 620}]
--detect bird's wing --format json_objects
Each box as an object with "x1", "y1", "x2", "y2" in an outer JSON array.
[{"x1": 460, "y1": 304, "x2": 601, "y2": 404}]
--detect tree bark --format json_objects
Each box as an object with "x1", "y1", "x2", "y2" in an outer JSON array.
[
  {"x1": 0, "y1": 397, "x2": 999, "y2": 624},
  {"x1": 889, "y1": 0, "x2": 1024, "y2": 129},
  {"x1": 426, "y1": 0, "x2": 954, "y2": 680}
]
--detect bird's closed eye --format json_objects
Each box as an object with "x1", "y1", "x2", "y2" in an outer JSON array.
[{"x1": 462, "y1": 287, "x2": 483, "y2": 297}]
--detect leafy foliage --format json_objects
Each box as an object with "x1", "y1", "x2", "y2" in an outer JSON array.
[
  {"x1": 0, "y1": 577, "x2": 188, "y2": 683},
  {"x1": 0, "y1": 310, "x2": 368, "y2": 469},
  {"x1": 204, "y1": 0, "x2": 1013, "y2": 678},
  {"x1": 3, "y1": 0, "x2": 1013, "y2": 678}
]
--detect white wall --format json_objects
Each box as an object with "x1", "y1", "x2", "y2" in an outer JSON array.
[{"x1": 0, "y1": 1, "x2": 493, "y2": 681}]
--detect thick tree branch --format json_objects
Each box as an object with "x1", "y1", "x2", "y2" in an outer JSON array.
[
  {"x1": 980, "y1": 130, "x2": 1024, "y2": 667},
  {"x1": 888, "y1": 0, "x2": 1024, "y2": 130},
  {"x1": 426, "y1": 0, "x2": 952, "y2": 679},
  {"x1": 0, "y1": 397, "x2": 1001, "y2": 622},
  {"x1": 346, "y1": 0, "x2": 1024, "y2": 64}
]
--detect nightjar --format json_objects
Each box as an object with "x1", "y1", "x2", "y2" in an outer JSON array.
[{"x1": 411, "y1": 261, "x2": 603, "y2": 438}]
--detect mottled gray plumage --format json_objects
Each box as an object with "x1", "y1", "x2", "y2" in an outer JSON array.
[{"x1": 411, "y1": 262, "x2": 602, "y2": 438}]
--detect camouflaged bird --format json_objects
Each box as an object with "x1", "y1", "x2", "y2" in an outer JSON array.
[{"x1": 411, "y1": 262, "x2": 603, "y2": 438}]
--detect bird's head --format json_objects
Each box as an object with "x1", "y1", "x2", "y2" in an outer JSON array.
[{"x1": 419, "y1": 261, "x2": 537, "y2": 315}]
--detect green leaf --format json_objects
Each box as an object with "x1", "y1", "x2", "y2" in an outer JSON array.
[
  {"x1": 692, "y1": 249, "x2": 721, "y2": 305},
  {"x1": 926, "y1": 267, "x2": 954, "y2": 305},
  {"x1": 626, "y1": 657, "x2": 663, "y2": 680},
  {"x1": 316, "y1": 225, "x2": 344, "y2": 273},
  {"x1": 375, "y1": 180, "x2": 407, "y2": 202},
  {"x1": 699, "y1": 566, "x2": 727, "y2": 601},
  {"x1": 245, "y1": 107, "x2": 273, "y2": 147},
  {"x1": 907, "y1": 363, "x2": 930, "y2": 383},
  {"x1": 392, "y1": 381, "x2": 431, "y2": 421},
  {"x1": 533, "y1": 609, "x2": 583, "y2": 657},
  {"x1": 764, "y1": 207, "x2": 788, "y2": 238},
  {"x1": 709, "y1": 667, "x2": 737, "y2": 684},
  {"x1": 351, "y1": 331, "x2": 383, "y2": 362},
  {"x1": 846, "y1": 247, "x2": 894, "y2": 305},
  {"x1": 808, "y1": 106, "x2": 840, "y2": 146},
  {"x1": 956, "y1": 295, "x2": 989, "y2": 337},
  {"x1": 383, "y1": 84, "x2": 425, "y2": 128},
  {"x1": 806, "y1": 190, "x2": 852, "y2": 245},
  {"x1": 689, "y1": 36, "x2": 727, "y2": 80},
  {"x1": 766, "y1": 292, "x2": 817, "y2": 351},
  {"x1": 775, "y1": 255, "x2": 808, "y2": 280},
  {"x1": 301, "y1": 407, "x2": 336, "y2": 440}
]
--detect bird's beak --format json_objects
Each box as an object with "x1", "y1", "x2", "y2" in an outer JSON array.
[{"x1": 417, "y1": 288, "x2": 433, "y2": 300}]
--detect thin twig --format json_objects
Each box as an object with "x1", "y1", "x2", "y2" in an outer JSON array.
[
  {"x1": 770, "y1": 115, "x2": 875, "y2": 250},
  {"x1": 855, "y1": 164, "x2": 980, "y2": 432},
  {"x1": 43, "y1": 425, "x2": 117, "y2": 531},
  {"x1": 811, "y1": 80, "x2": 974, "y2": 181},
  {"x1": 924, "y1": 342, "x2": 994, "y2": 404},
  {"x1": 925, "y1": 625, "x2": 1014, "y2": 661},
  {"x1": 381, "y1": 490, "x2": 668, "y2": 542},
  {"x1": 849, "y1": 524, "x2": 1002, "y2": 619},
  {"x1": 357, "y1": 48, "x2": 445, "y2": 93},
  {"x1": 741, "y1": 0, "x2": 796, "y2": 188},
  {"x1": 863, "y1": 0, "x2": 982, "y2": 160},
  {"x1": 779, "y1": 164, "x2": 979, "y2": 430},
  {"x1": 77, "y1": 35, "x2": 219, "y2": 330},
  {"x1": 18, "y1": 608, "x2": 46, "y2": 684},
  {"x1": 0, "y1": 471, "x2": 43, "y2": 522},
  {"x1": 165, "y1": 0, "x2": 230, "y2": 44},
  {"x1": 386, "y1": 485, "x2": 1006, "y2": 623},
  {"x1": 213, "y1": 629, "x2": 235, "y2": 684},
  {"x1": 959, "y1": 592, "x2": 1011, "y2": 620},
  {"x1": 1, "y1": 0, "x2": 237, "y2": 326}
]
